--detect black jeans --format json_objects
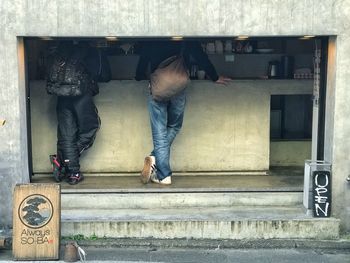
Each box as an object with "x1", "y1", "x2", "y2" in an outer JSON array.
[{"x1": 56, "y1": 94, "x2": 100, "y2": 174}]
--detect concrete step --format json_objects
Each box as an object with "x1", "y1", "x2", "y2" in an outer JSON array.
[
  {"x1": 37, "y1": 173, "x2": 338, "y2": 241},
  {"x1": 61, "y1": 192, "x2": 303, "y2": 209},
  {"x1": 61, "y1": 206, "x2": 340, "y2": 240},
  {"x1": 32, "y1": 174, "x2": 304, "y2": 193}
]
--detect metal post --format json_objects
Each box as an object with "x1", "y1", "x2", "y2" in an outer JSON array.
[{"x1": 311, "y1": 40, "x2": 321, "y2": 161}]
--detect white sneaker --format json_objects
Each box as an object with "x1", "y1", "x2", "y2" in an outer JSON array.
[
  {"x1": 150, "y1": 173, "x2": 172, "y2": 185},
  {"x1": 141, "y1": 156, "x2": 156, "y2": 184}
]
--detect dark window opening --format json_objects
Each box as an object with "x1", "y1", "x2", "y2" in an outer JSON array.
[
  {"x1": 26, "y1": 37, "x2": 316, "y2": 81},
  {"x1": 270, "y1": 94, "x2": 313, "y2": 140}
]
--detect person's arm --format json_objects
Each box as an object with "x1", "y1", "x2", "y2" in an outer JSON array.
[
  {"x1": 187, "y1": 42, "x2": 231, "y2": 85},
  {"x1": 97, "y1": 49, "x2": 112, "y2": 82},
  {"x1": 215, "y1": 75, "x2": 232, "y2": 85},
  {"x1": 135, "y1": 44, "x2": 150, "y2": 81},
  {"x1": 187, "y1": 42, "x2": 219, "y2": 82}
]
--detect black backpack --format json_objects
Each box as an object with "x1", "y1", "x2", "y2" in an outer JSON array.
[{"x1": 46, "y1": 54, "x2": 97, "y2": 97}]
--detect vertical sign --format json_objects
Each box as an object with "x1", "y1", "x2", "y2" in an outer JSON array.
[
  {"x1": 13, "y1": 184, "x2": 60, "y2": 260},
  {"x1": 312, "y1": 171, "x2": 331, "y2": 217}
]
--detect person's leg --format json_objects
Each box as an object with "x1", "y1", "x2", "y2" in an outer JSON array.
[
  {"x1": 148, "y1": 95, "x2": 171, "y2": 181},
  {"x1": 74, "y1": 94, "x2": 101, "y2": 155},
  {"x1": 167, "y1": 90, "x2": 186, "y2": 146},
  {"x1": 49, "y1": 154, "x2": 64, "y2": 182},
  {"x1": 56, "y1": 97, "x2": 80, "y2": 176},
  {"x1": 60, "y1": 94, "x2": 99, "y2": 185}
]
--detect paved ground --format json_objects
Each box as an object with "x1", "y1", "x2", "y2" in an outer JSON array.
[{"x1": 1, "y1": 247, "x2": 349, "y2": 262}]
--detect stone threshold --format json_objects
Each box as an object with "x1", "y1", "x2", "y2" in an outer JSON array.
[{"x1": 31, "y1": 173, "x2": 303, "y2": 193}]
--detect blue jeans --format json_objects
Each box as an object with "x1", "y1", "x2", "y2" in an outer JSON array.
[{"x1": 148, "y1": 90, "x2": 186, "y2": 180}]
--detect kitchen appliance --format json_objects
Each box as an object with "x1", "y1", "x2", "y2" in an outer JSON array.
[
  {"x1": 267, "y1": 61, "x2": 280, "y2": 79},
  {"x1": 197, "y1": 70, "x2": 206, "y2": 80}
]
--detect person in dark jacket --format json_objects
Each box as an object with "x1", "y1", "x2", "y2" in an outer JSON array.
[
  {"x1": 48, "y1": 41, "x2": 111, "y2": 185},
  {"x1": 137, "y1": 40, "x2": 230, "y2": 185}
]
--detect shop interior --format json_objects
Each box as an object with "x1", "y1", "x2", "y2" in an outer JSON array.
[{"x1": 25, "y1": 36, "x2": 327, "y2": 191}]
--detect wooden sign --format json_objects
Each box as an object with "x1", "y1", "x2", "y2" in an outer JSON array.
[
  {"x1": 312, "y1": 171, "x2": 331, "y2": 217},
  {"x1": 13, "y1": 184, "x2": 60, "y2": 260}
]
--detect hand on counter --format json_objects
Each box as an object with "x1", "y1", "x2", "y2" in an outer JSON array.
[{"x1": 215, "y1": 76, "x2": 232, "y2": 85}]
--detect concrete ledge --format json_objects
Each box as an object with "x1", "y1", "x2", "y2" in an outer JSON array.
[
  {"x1": 61, "y1": 207, "x2": 340, "y2": 240},
  {"x1": 62, "y1": 219, "x2": 340, "y2": 240},
  {"x1": 31, "y1": 80, "x2": 312, "y2": 173},
  {"x1": 62, "y1": 192, "x2": 303, "y2": 209}
]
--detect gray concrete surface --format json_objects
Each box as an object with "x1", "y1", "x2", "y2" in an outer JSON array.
[
  {"x1": 32, "y1": 172, "x2": 304, "y2": 192},
  {"x1": 29, "y1": 80, "x2": 311, "y2": 173},
  {"x1": 59, "y1": 192, "x2": 303, "y2": 209},
  {"x1": 0, "y1": 0, "x2": 349, "y2": 234},
  {"x1": 270, "y1": 141, "x2": 311, "y2": 167},
  {"x1": 33, "y1": 174, "x2": 338, "y2": 240},
  {"x1": 1, "y1": 247, "x2": 349, "y2": 263},
  {"x1": 60, "y1": 206, "x2": 340, "y2": 240}
]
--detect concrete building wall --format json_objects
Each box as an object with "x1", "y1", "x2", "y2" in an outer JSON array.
[{"x1": 0, "y1": 0, "x2": 349, "y2": 231}]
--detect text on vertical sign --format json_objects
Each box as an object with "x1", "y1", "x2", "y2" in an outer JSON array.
[{"x1": 312, "y1": 171, "x2": 331, "y2": 217}]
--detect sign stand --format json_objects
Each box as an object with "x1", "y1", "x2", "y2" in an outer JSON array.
[{"x1": 12, "y1": 184, "x2": 61, "y2": 260}]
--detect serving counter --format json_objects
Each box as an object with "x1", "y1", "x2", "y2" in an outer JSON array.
[{"x1": 30, "y1": 80, "x2": 312, "y2": 174}]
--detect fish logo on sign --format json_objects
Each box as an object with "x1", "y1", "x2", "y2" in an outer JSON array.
[{"x1": 18, "y1": 194, "x2": 53, "y2": 228}]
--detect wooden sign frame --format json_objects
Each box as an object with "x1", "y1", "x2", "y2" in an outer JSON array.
[{"x1": 12, "y1": 184, "x2": 61, "y2": 260}]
